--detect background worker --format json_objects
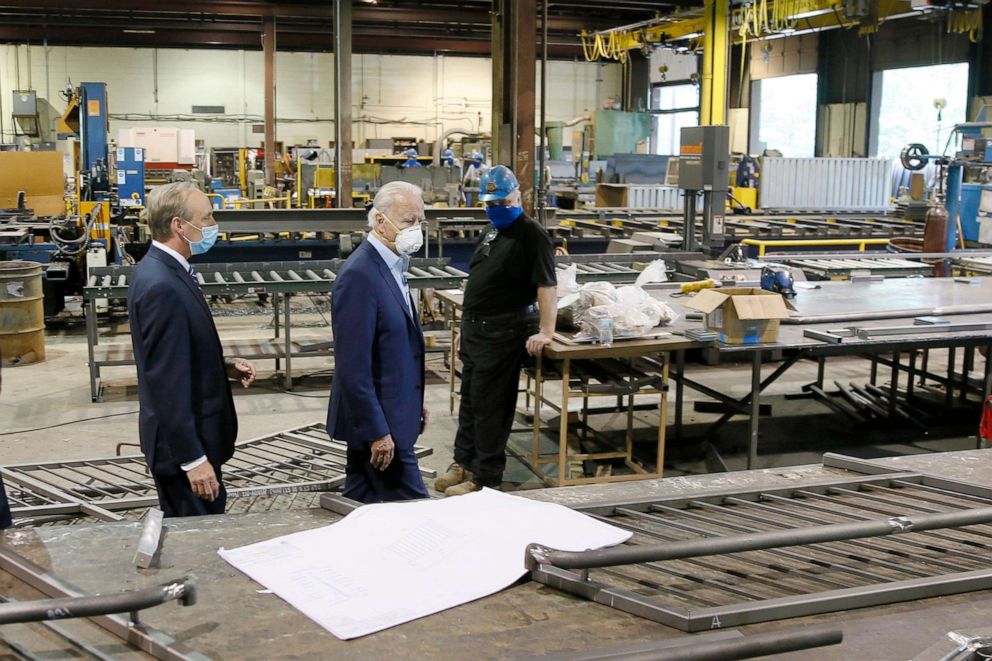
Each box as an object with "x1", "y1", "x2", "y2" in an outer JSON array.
[
  {"x1": 461, "y1": 151, "x2": 488, "y2": 206},
  {"x1": 437, "y1": 165, "x2": 557, "y2": 497}
]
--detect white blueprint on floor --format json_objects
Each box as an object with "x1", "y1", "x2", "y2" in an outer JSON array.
[{"x1": 218, "y1": 488, "x2": 631, "y2": 640}]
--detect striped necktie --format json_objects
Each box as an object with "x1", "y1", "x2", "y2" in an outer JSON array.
[{"x1": 188, "y1": 265, "x2": 201, "y2": 288}]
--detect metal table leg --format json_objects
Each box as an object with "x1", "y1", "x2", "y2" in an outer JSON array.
[
  {"x1": 558, "y1": 358, "x2": 571, "y2": 485},
  {"x1": 946, "y1": 347, "x2": 957, "y2": 409},
  {"x1": 86, "y1": 298, "x2": 101, "y2": 402},
  {"x1": 284, "y1": 293, "x2": 293, "y2": 391},
  {"x1": 747, "y1": 350, "x2": 762, "y2": 470},
  {"x1": 980, "y1": 344, "x2": 992, "y2": 449},
  {"x1": 674, "y1": 350, "x2": 685, "y2": 442},
  {"x1": 532, "y1": 354, "x2": 544, "y2": 473},
  {"x1": 273, "y1": 292, "x2": 281, "y2": 373}
]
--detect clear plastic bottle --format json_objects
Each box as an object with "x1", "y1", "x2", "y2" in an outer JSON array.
[{"x1": 598, "y1": 316, "x2": 614, "y2": 346}]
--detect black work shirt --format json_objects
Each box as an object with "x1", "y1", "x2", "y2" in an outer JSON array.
[{"x1": 463, "y1": 214, "x2": 557, "y2": 315}]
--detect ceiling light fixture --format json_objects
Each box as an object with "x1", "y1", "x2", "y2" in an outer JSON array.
[{"x1": 123, "y1": 29, "x2": 156, "y2": 34}]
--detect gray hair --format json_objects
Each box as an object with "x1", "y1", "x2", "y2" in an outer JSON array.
[
  {"x1": 367, "y1": 181, "x2": 424, "y2": 228},
  {"x1": 145, "y1": 182, "x2": 200, "y2": 241}
]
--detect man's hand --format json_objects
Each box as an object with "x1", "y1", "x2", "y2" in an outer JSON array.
[
  {"x1": 370, "y1": 435, "x2": 395, "y2": 471},
  {"x1": 526, "y1": 331, "x2": 553, "y2": 357},
  {"x1": 225, "y1": 357, "x2": 256, "y2": 388},
  {"x1": 187, "y1": 461, "x2": 220, "y2": 502},
  {"x1": 421, "y1": 407, "x2": 430, "y2": 433}
]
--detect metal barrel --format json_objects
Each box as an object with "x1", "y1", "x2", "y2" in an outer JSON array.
[{"x1": 0, "y1": 261, "x2": 46, "y2": 366}]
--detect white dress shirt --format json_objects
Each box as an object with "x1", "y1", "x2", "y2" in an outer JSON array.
[
  {"x1": 150, "y1": 240, "x2": 208, "y2": 473},
  {"x1": 367, "y1": 232, "x2": 414, "y2": 318}
]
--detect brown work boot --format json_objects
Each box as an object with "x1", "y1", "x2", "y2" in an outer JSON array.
[
  {"x1": 434, "y1": 463, "x2": 472, "y2": 493},
  {"x1": 444, "y1": 480, "x2": 483, "y2": 497}
]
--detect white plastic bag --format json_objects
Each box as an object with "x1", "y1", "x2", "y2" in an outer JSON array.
[
  {"x1": 634, "y1": 259, "x2": 668, "y2": 287},
  {"x1": 556, "y1": 264, "x2": 580, "y2": 297}
]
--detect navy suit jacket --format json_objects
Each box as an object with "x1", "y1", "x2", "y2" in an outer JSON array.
[
  {"x1": 327, "y1": 240, "x2": 425, "y2": 451},
  {"x1": 128, "y1": 245, "x2": 237, "y2": 475}
]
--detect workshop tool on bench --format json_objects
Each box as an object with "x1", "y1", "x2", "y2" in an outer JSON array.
[
  {"x1": 760, "y1": 264, "x2": 797, "y2": 299},
  {"x1": 671, "y1": 278, "x2": 715, "y2": 298}
]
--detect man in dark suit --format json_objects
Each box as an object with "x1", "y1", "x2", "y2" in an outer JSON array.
[
  {"x1": 327, "y1": 181, "x2": 430, "y2": 503},
  {"x1": 129, "y1": 182, "x2": 256, "y2": 517}
]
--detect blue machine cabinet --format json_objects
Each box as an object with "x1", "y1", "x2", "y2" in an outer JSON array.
[
  {"x1": 116, "y1": 147, "x2": 145, "y2": 208},
  {"x1": 80, "y1": 82, "x2": 108, "y2": 172}
]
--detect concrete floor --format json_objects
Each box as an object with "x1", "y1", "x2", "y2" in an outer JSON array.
[{"x1": 1, "y1": 303, "x2": 982, "y2": 485}]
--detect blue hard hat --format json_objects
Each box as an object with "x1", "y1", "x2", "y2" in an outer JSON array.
[
  {"x1": 478, "y1": 165, "x2": 518, "y2": 202},
  {"x1": 404, "y1": 148, "x2": 418, "y2": 158},
  {"x1": 471, "y1": 151, "x2": 483, "y2": 161},
  {"x1": 443, "y1": 148, "x2": 454, "y2": 158}
]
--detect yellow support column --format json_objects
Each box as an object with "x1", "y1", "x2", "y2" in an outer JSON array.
[{"x1": 700, "y1": 0, "x2": 729, "y2": 125}]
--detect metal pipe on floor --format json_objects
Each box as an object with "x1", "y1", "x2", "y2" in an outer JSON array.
[
  {"x1": 525, "y1": 505, "x2": 992, "y2": 571},
  {"x1": 647, "y1": 626, "x2": 843, "y2": 661}
]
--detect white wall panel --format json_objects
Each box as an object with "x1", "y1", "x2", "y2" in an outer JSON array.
[{"x1": 0, "y1": 44, "x2": 621, "y2": 152}]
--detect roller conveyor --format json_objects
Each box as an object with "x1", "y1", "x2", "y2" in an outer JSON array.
[{"x1": 83, "y1": 258, "x2": 468, "y2": 299}]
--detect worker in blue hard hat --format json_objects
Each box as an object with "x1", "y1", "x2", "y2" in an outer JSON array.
[
  {"x1": 461, "y1": 151, "x2": 488, "y2": 206},
  {"x1": 442, "y1": 148, "x2": 455, "y2": 167},
  {"x1": 438, "y1": 165, "x2": 557, "y2": 497},
  {"x1": 402, "y1": 148, "x2": 422, "y2": 168}
]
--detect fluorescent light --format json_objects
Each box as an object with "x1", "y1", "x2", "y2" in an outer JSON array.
[
  {"x1": 789, "y1": 9, "x2": 833, "y2": 20},
  {"x1": 671, "y1": 31, "x2": 703, "y2": 41},
  {"x1": 123, "y1": 29, "x2": 156, "y2": 34}
]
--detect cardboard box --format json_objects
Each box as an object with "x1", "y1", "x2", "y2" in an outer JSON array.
[{"x1": 685, "y1": 287, "x2": 791, "y2": 345}]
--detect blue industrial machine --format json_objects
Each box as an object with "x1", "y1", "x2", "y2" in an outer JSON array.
[
  {"x1": 79, "y1": 82, "x2": 109, "y2": 172},
  {"x1": 115, "y1": 147, "x2": 145, "y2": 208}
]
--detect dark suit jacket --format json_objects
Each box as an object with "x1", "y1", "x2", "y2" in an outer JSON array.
[
  {"x1": 128, "y1": 245, "x2": 237, "y2": 475},
  {"x1": 327, "y1": 239, "x2": 425, "y2": 451}
]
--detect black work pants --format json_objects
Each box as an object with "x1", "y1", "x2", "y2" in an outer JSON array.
[{"x1": 453, "y1": 310, "x2": 537, "y2": 487}]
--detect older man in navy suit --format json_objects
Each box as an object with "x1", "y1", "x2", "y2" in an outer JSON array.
[
  {"x1": 129, "y1": 182, "x2": 256, "y2": 517},
  {"x1": 327, "y1": 181, "x2": 430, "y2": 503}
]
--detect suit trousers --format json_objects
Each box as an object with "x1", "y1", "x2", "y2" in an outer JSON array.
[
  {"x1": 343, "y1": 446, "x2": 429, "y2": 504},
  {"x1": 152, "y1": 465, "x2": 227, "y2": 518},
  {"x1": 453, "y1": 311, "x2": 537, "y2": 487}
]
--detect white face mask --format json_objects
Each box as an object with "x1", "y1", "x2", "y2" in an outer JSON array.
[{"x1": 376, "y1": 207, "x2": 424, "y2": 256}]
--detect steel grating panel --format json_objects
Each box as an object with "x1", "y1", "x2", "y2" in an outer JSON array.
[
  {"x1": 4, "y1": 423, "x2": 433, "y2": 525},
  {"x1": 760, "y1": 158, "x2": 892, "y2": 212},
  {"x1": 529, "y1": 468, "x2": 992, "y2": 632}
]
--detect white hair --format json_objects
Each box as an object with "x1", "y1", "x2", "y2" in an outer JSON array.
[{"x1": 367, "y1": 181, "x2": 424, "y2": 228}]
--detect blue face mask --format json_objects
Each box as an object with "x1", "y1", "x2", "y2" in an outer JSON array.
[
  {"x1": 486, "y1": 204, "x2": 523, "y2": 230},
  {"x1": 182, "y1": 220, "x2": 220, "y2": 256}
]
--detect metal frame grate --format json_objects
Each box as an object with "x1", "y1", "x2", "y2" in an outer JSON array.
[
  {"x1": 3, "y1": 423, "x2": 433, "y2": 525},
  {"x1": 529, "y1": 458, "x2": 992, "y2": 632}
]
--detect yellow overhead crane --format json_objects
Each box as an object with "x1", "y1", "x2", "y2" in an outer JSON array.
[{"x1": 581, "y1": 0, "x2": 983, "y2": 124}]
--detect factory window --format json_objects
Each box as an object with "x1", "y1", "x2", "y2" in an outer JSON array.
[
  {"x1": 874, "y1": 62, "x2": 970, "y2": 162},
  {"x1": 753, "y1": 73, "x2": 817, "y2": 157},
  {"x1": 650, "y1": 83, "x2": 700, "y2": 155}
]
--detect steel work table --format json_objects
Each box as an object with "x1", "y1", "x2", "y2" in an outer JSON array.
[
  {"x1": 664, "y1": 278, "x2": 992, "y2": 470},
  {"x1": 4, "y1": 450, "x2": 992, "y2": 659},
  {"x1": 83, "y1": 258, "x2": 468, "y2": 401}
]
